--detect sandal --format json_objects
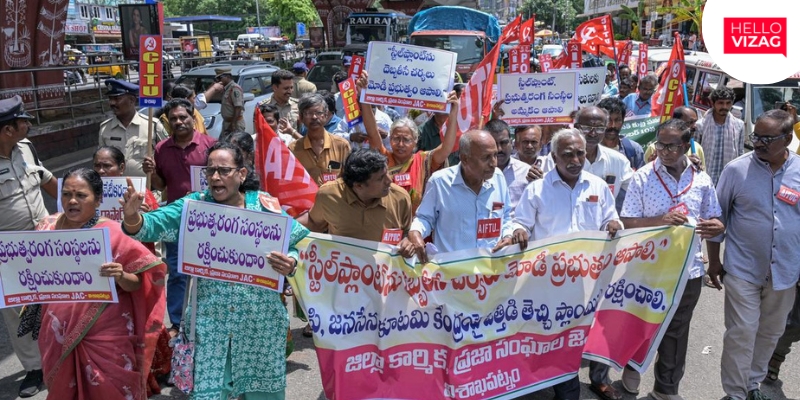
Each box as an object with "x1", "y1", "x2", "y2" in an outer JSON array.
[
  {"x1": 302, "y1": 323, "x2": 313, "y2": 338},
  {"x1": 766, "y1": 357, "x2": 782, "y2": 382},
  {"x1": 167, "y1": 324, "x2": 180, "y2": 338}
]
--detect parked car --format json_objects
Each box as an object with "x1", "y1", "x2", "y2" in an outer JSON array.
[
  {"x1": 315, "y1": 51, "x2": 342, "y2": 62},
  {"x1": 306, "y1": 59, "x2": 344, "y2": 92},
  {"x1": 173, "y1": 64, "x2": 279, "y2": 138}
]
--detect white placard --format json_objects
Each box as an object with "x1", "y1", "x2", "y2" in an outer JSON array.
[
  {"x1": 360, "y1": 41, "x2": 457, "y2": 113},
  {"x1": 58, "y1": 177, "x2": 147, "y2": 222},
  {"x1": 497, "y1": 71, "x2": 579, "y2": 125},
  {"x1": 0, "y1": 228, "x2": 116, "y2": 308},
  {"x1": 553, "y1": 66, "x2": 606, "y2": 107},
  {"x1": 178, "y1": 199, "x2": 292, "y2": 293},
  {"x1": 190, "y1": 166, "x2": 209, "y2": 193}
]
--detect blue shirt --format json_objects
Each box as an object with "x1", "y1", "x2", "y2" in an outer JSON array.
[
  {"x1": 410, "y1": 165, "x2": 515, "y2": 252},
  {"x1": 622, "y1": 93, "x2": 652, "y2": 116},
  {"x1": 710, "y1": 152, "x2": 800, "y2": 290}
]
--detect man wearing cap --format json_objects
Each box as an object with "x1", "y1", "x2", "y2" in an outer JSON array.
[
  {"x1": 98, "y1": 79, "x2": 168, "y2": 177},
  {"x1": 292, "y1": 61, "x2": 317, "y2": 99},
  {"x1": 216, "y1": 67, "x2": 246, "y2": 139},
  {"x1": 0, "y1": 95, "x2": 57, "y2": 397}
]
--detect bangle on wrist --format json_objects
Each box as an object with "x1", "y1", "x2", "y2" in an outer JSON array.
[{"x1": 123, "y1": 214, "x2": 142, "y2": 229}]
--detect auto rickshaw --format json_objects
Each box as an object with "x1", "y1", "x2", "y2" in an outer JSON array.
[{"x1": 86, "y1": 51, "x2": 128, "y2": 82}]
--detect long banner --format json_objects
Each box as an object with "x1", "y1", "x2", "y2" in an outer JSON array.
[
  {"x1": 290, "y1": 226, "x2": 696, "y2": 399},
  {"x1": 178, "y1": 199, "x2": 292, "y2": 293},
  {"x1": 0, "y1": 228, "x2": 116, "y2": 308}
]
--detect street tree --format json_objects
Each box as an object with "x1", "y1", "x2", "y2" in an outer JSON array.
[
  {"x1": 618, "y1": 4, "x2": 643, "y2": 41},
  {"x1": 657, "y1": 0, "x2": 704, "y2": 37},
  {"x1": 264, "y1": 0, "x2": 319, "y2": 40},
  {"x1": 519, "y1": 0, "x2": 581, "y2": 34}
]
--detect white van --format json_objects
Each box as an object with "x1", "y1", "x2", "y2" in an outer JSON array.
[{"x1": 236, "y1": 33, "x2": 265, "y2": 48}]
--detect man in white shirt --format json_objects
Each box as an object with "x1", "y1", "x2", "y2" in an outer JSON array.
[
  {"x1": 512, "y1": 127, "x2": 623, "y2": 400},
  {"x1": 619, "y1": 119, "x2": 724, "y2": 400},
  {"x1": 542, "y1": 106, "x2": 634, "y2": 209},
  {"x1": 485, "y1": 119, "x2": 531, "y2": 212},
  {"x1": 398, "y1": 130, "x2": 527, "y2": 262}
]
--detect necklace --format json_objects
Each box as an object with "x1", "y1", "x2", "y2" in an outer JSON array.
[{"x1": 57, "y1": 213, "x2": 100, "y2": 230}]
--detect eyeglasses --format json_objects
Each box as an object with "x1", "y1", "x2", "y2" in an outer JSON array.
[
  {"x1": 202, "y1": 167, "x2": 237, "y2": 177},
  {"x1": 574, "y1": 124, "x2": 605, "y2": 136},
  {"x1": 654, "y1": 142, "x2": 684, "y2": 153},
  {"x1": 390, "y1": 136, "x2": 414, "y2": 145},
  {"x1": 304, "y1": 110, "x2": 327, "y2": 118},
  {"x1": 749, "y1": 132, "x2": 790, "y2": 145}
]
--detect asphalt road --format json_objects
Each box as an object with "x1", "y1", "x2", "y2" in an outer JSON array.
[{"x1": 2, "y1": 284, "x2": 800, "y2": 400}]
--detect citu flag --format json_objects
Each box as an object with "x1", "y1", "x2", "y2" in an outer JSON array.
[
  {"x1": 254, "y1": 111, "x2": 318, "y2": 217},
  {"x1": 573, "y1": 15, "x2": 615, "y2": 54},
  {"x1": 651, "y1": 32, "x2": 686, "y2": 122},
  {"x1": 519, "y1": 17, "x2": 535, "y2": 46}
]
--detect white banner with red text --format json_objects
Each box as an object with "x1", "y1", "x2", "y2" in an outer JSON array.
[
  {"x1": 58, "y1": 177, "x2": 147, "y2": 222},
  {"x1": 290, "y1": 226, "x2": 696, "y2": 400}
]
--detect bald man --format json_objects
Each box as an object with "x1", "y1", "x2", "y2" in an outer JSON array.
[{"x1": 399, "y1": 130, "x2": 526, "y2": 263}]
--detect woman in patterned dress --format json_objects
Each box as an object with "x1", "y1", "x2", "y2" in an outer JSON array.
[{"x1": 119, "y1": 142, "x2": 309, "y2": 400}]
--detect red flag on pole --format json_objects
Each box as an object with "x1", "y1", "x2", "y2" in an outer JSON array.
[
  {"x1": 574, "y1": 15, "x2": 615, "y2": 50},
  {"x1": 519, "y1": 17, "x2": 535, "y2": 46},
  {"x1": 254, "y1": 112, "x2": 318, "y2": 217},
  {"x1": 499, "y1": 14, "x2": 522, "y2": 43},
  {"x1": 651, "y1": 32, "x2": 686, "y2": 122}
]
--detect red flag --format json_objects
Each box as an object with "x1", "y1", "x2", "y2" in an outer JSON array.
[
  {"x1": 539, "y1": 53, "x2": 553, "y2": 72},
  {"x1": 519, "y1": 17, "x2": 535, "y2": 46},
  {"x1": 254, "y1": 112, "x2": 318, "y2": 217},
  {"x1": 509, "y1": 45, "x2": 531, "y2": 74},
  {"x1": 574, "y1": 15, "x2": 615, "y2": 50},
  {"x1": 499, "y1": 14, "x2": 522, "y2": 43},
  {"x1": 567, "y1": 41, "x2": 582, "y2": 69},
  {"x1": 637, "y1": 43, "x2": 649, "y2": 77},
  {"x1": 651, "y1": 32, "x2": 686, "y2": 122},
  {"x1": 347, "y1": 55, "x2": 364, "y2": 80},
  {"x1": 552, "y1": 50, "x2": 570, "y2": 69},
  {"x1": 616, "y1": 41, "x2": 633, "y2": 66}
]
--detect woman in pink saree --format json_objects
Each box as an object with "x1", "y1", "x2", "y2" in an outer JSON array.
[{"x1": 36, "y1": 168, "x2": 166, "y2": 400}]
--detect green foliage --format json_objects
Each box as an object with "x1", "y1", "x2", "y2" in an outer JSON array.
[
  {"x1": 657, "y1": 0, "x2": 704, "y2": 36},
  {"x1": 519, "y1": 0, "x2": 582, "y2": 33},
  {"x1": 265, "y1": 0, "x2": 319, "y2": 40},
  {"x1": 618, "y1": 4, "x2": 642, "y2": 41},
  {"x1": 162, "y1": 0, "x2": 320, "y2": 39}
]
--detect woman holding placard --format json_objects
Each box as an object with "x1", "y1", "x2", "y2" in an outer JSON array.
[
  {"x1": 35, "y1": 168, "x2": 166, "y2": 400},
  {"x1": 357, "y1": 72, "x2": 460, "y2": 213},
  {"x1": 119, "y1": 142, "x2": 309, "y2": 400}
]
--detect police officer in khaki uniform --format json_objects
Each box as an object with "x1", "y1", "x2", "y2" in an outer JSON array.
[
  {"x1": 291, "y1": 61, "x2": 317, "y2": 99},
  {"x1": 98, "y1": 79, "x2": 167, "y2": 177},
  {"x1": 256, "y1": 69, "x2": 300, "y2": 131},
  {"x1": 0, "y1": 95, "x2": 57, "y2": 397},
  {"x1": 216, "y1": 67, "x2": 245, "y2": 139}
]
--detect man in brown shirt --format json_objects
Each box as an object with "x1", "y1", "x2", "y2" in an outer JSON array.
[
  {"x1": 304, "y1": 149, "x2": 412, "y2": 242},
  {"x1": 289, "y1": 93, "x2": 351, "y2": 186}
]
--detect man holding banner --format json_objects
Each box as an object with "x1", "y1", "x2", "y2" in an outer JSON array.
[
  {"x1": 620, "y1": 119, "x2": 723, "y2": 400},
  {"x1": 513, "y1": 128, "x2": 624, "y2": 400},
  {"x1": 399, "y1": 130, "x2": 526, "y2": 262}
]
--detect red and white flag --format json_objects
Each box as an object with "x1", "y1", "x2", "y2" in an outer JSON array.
[
  {"x1": 519, "y1": 17, "x2": 535, "y2": 46},
  {"x1": 254, "y1": 112, "x2": 317, "y2": 217},
  {"x1": 499, "y1": 14, "x2": 522, "y2": 43},
  {"x1": 574, "y1": 15, "x2": 615, "y2": 50},
  {"x1": 651, "y1": 32, "x2": 686, "y2": 122}
]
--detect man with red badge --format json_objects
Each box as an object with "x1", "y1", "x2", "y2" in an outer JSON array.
[{"x1": 619, "y1": 119, "x2": 724, "y2": 400}]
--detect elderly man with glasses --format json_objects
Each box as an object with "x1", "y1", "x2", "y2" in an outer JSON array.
[{"x1": 288, "y1": 93, "x2": 351, "y2": 187}]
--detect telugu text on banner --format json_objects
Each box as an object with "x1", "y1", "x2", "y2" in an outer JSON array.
[
  {"x1": 290, "y1": 226, "x2": 696, "y2": 399},
  {"x1": 178, "y1": 199, "x2": 292, "y2": 293},
  {"x1": 360, "y1": 41, "x2": 457, "y2": 113},
  {"x1": 0, "y1": 228, "x2": 116, "y2": 308},
  {"x1": 58, "y1": 177, "x2": 147, "y2": 222}
]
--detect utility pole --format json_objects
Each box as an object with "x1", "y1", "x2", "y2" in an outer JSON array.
[{"x1": 256, "y1": 0, "x2": 261, "y2": 28}]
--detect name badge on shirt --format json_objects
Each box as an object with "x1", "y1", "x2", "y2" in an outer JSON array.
[
  {"x1": 0, "y1": 168, "x2": 9, "y2": 175},
  {"x1": 259, "y1": 193, "x2": 282, "y2": 213},
  {"x1": 322, "y1": 173, "x2": 338, "y2": 183},
  {"x1": 381, "y1": 228, "x2": 403, "y2": 245},
  {"x1": 393, "y1": 173, "x2": 411, "y2": 187},
  {"x1": 109, "y1": 137, "x2": 122, "y2": 141},
  {"x1": 492, "y1": 202, "x2": 504, "y2": 211},
  {"x1": 776, "y1": 185, "x2": 800, "y2": 206},
  {"x1": 669, "y1": 202, "x2": 690, "y2": 215},
  {"x1": 477, "y1": 218, "x2": 501, "y2": 239}
]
